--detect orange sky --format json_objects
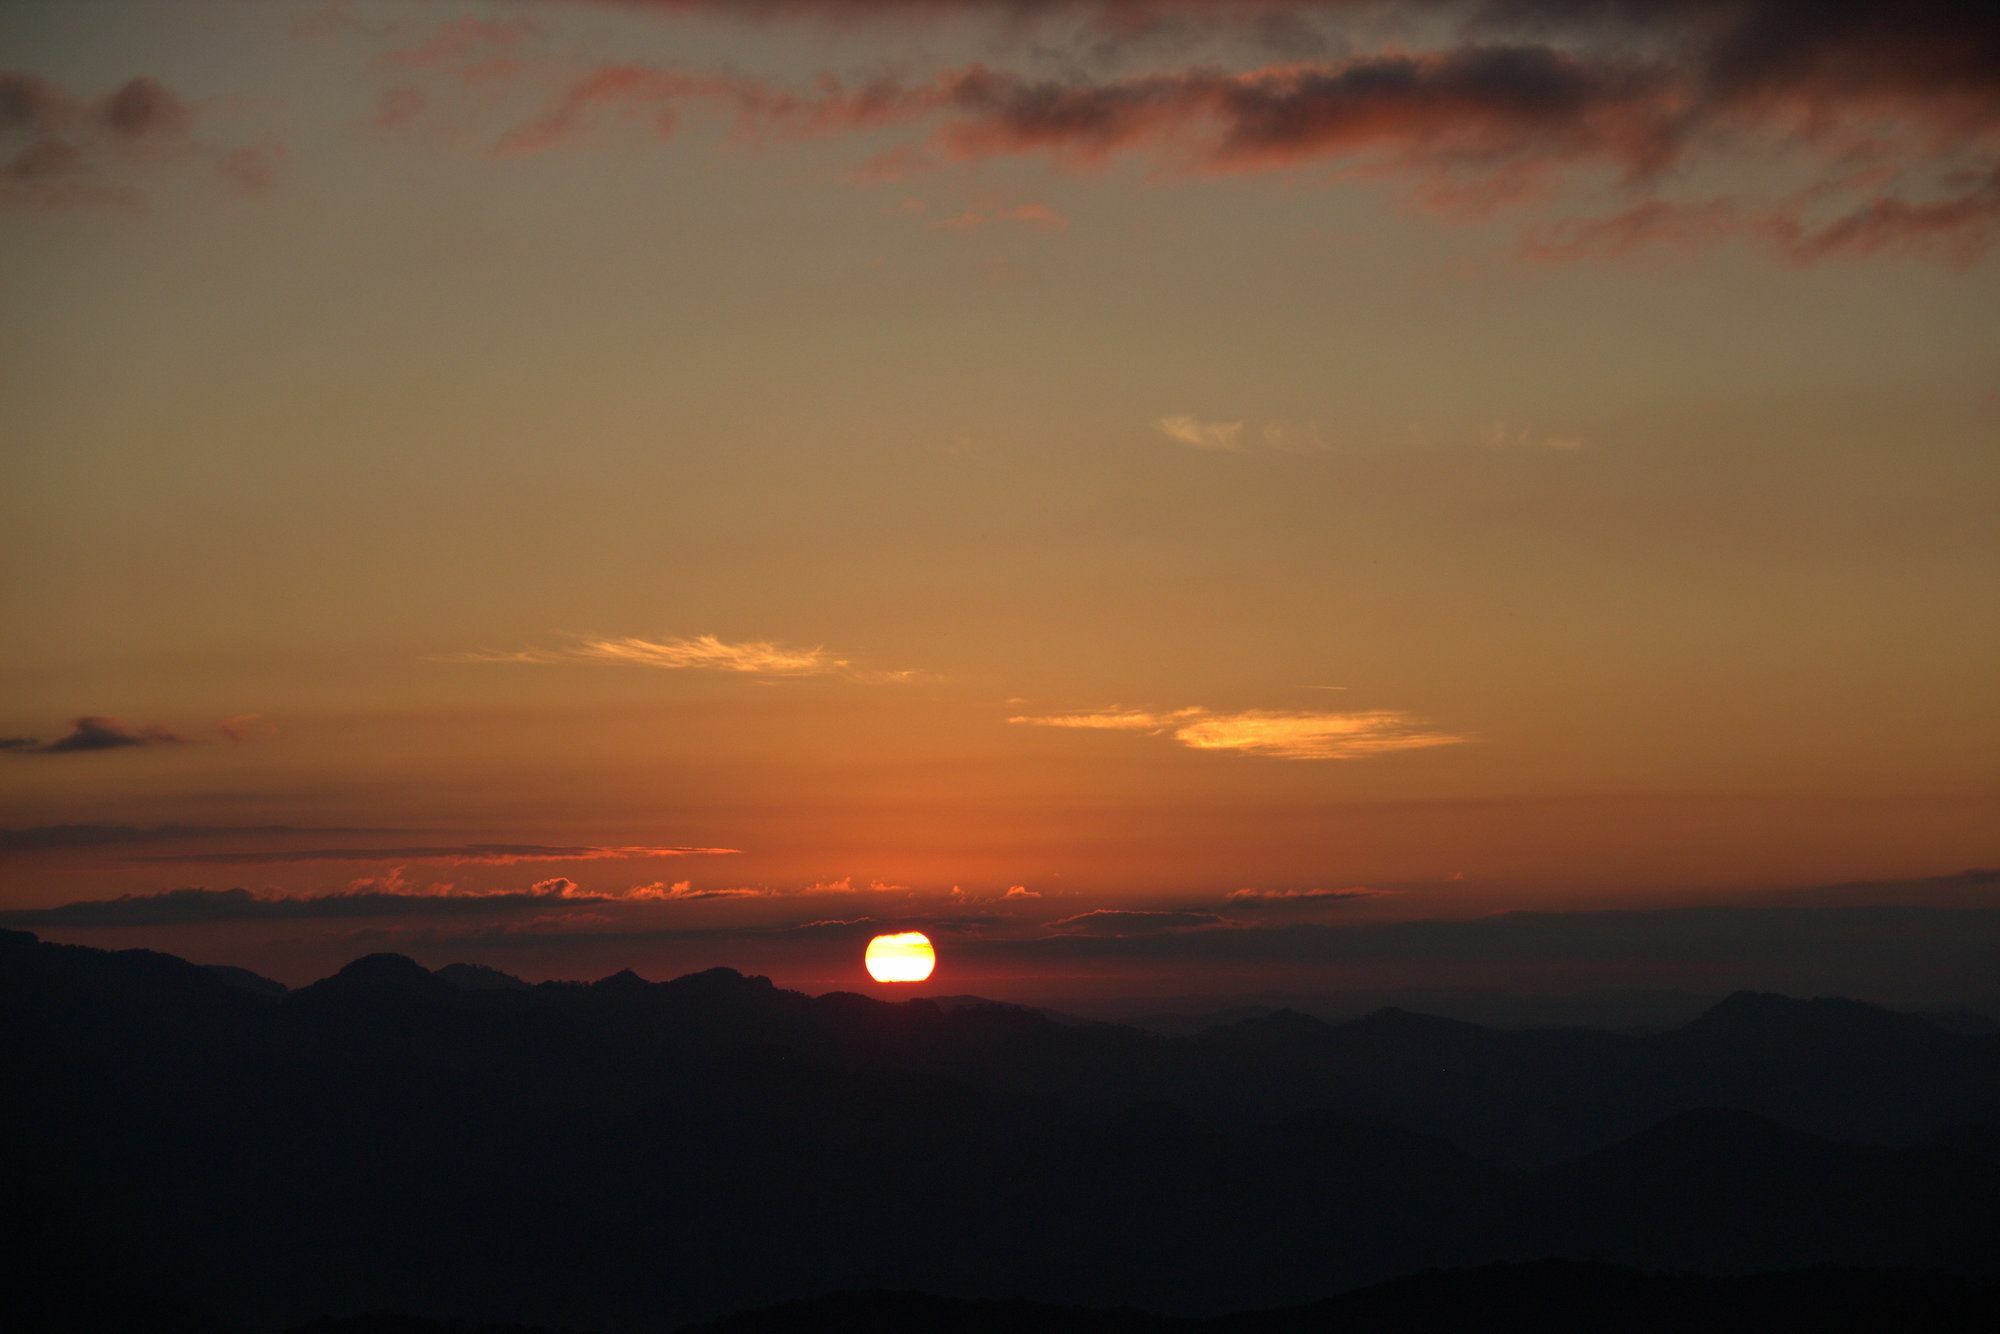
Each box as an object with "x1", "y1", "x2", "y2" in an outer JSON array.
[{"x1": 2, "y1": 0, "x2": 1996, "y2": 996}]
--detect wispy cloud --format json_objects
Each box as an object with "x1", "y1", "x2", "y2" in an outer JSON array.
[
  {"x1": 1481, "y1": 423, "x2": 1586, "y2": 452},
  {"x1": 1157, "y1": 415, "x2": 1246, "y2": 451},
  {"x1": 130, "y1": 843, "x2": 740, "y2": 866},
  {"x1": 1047, "y1": 908, "x2": 1223, "y2": 936},
  {"x1": 1157, "y1": 417, "x2": 1585, "y2": 455},
  {"x1": 1174, "y1": 710, "x2": 1467, "y2": 761},
  {"x1": 930, "y1": 199, "x2": 1069, "y2": 233},
  {"x1": 453, "y1": 634, "x2": 914, "y2": 682},
  {"x1": 1006, "y1": 706, "x2": 1205, "y2": 732},
  {"x1": 1011, "y1": 706, "x2": 1466, "y2": 761},
  {"x1": 1225, "y1": 886, "x2": 1385, "y2": 907}
]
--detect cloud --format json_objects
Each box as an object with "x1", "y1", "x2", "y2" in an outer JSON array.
[
  {"x1": 799, "y1": 875, "x2": 910, "y2": 895},
  {"x1": 14, "y1": 716, "x2": 190, "y2": 755},
  {"x1": 372, "y1": 0, "x2": 2000, "y2": 266},
  {"x1": 0, "y1": 881, "x2": 609, "y2": 929},
  {"x1": 0, "y1": 871, "x2": 799, "y2": 929},
  {"x1": 0, "y1": 824, "x2": 403, "y2": 854},
  {"x1": 1523, "y1": 171, "x2": 2000, "y2": 268},
  {"x1": 216, "y1": 713, "x2": 276, "y2": 742},
  {"x1": 370, "y1": 86, "x2": 429, "y2": 133},
  {"x1": 1481, "y1": 423, "x2": 1586, "y2": 452},
  {"x1": 1047, "y1": 908, "x2": 1224, "y2": 935},
  {"x1": 216, "y1": 142, "x2": 287, "y2": 193},
  {"x1": 1225, "y1": 886, "x2": 1383, "y2": 907},
  {"x1": 131, "y1": 843, "x2": 740, "y2": 866},
  {"x1": 1011, "y1": 705, "x2": 1466, "y2": 760},
  {"x1": 1173, "y1": 709, "x2": 1467, "y2": 760},
  {"x1": 1157, "y1": 415, "x2": 1246, "y2": 451},
  {"x1": 1159, "y1": 417, "x2": 1582, "y2": 455},
  {"x1": 96, "y1": 75, "x2": 192, "y2": 140},
  {"x1": 384, "y1": 15, "x2": 544, "y2": 71},
  {"x1": 455, "y1": 633, "x2": 913, "y2": 682},
  {"x1": 1, "y1": 72, "x2": 276, "y2": 211},
  {"x1": 628, "y1": 881, "x2": 772, "y2": 901},
  {"x1": 1004, "y1": 885, "x2": 1040, "y2": 899},
  {"x1": 1007, "y1": 706, "x2": 1204, "y2": 732},
  {"x1": 931, "y1": 199, "x2": 1070, "y2": 233}
]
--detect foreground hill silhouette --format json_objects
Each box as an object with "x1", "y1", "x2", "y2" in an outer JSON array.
[{"x1": 5, "y1": 929, "x2": 1998, "y2": 1330}]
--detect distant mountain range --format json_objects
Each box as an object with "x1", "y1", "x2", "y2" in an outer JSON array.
[{"x1": 5, "y1": 928, "x2": 1997, "y2": 1331}]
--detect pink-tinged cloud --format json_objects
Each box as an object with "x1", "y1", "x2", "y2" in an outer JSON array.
[
  {"x1": 217, "y1": 142, "x2": 287, "y2": 193},
  {"x1": 931, "y1": 199, "x2": 1069, "y2": 232},
  {"x1": 404, "y1": 0, "x2": 1999, "y2": 266},
  {"x1": 1525, "y1": 172, "x2": 2000, "y2": 267},
  {"x1": 370, "y1": 86, "x2": 429, "y2": 133},
  {"x1": 385, "y1": 16, "x2": 545, "y2": 71}
]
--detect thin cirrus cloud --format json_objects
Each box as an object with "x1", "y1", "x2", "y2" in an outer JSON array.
[
  {"x1": 455, "y1": 634, "x2": 915, "y2": 682},
  {"x1": 1046, "y1": 908, "x2": 1225, "y2": 936},
  {"x1": 1010, "y1": 706, "x2": 1466, "y2": 761},
  {"x1": 129, "y1": 843, "x2": 741, "y2": 867},
  {"x1": 1157, "y1": 415, "x2": 1246, "y2": 451},
  {"x1": 1157, "y1": 417, "x2": 1584, "y2": 454},
  {"x1": 349, "y1": 1, "x2": 2000, "y2": 266}
]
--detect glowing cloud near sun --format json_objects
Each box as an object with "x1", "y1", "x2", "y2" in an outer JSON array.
[{"x1": 864, "y1": 931, "x2": 936, "y2": 983}]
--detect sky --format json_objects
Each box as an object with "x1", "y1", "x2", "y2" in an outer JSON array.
[{"x1": 2, "y1": 0, "x2": 1996, "y2": 1003}]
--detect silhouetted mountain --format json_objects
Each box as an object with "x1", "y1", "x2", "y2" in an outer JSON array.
[
  {"x1": 5, "y1": 930, "x2": 1997, "y2": 1331},
  {"x1": 203, "y1": 962, "x2": 289, "y2": 997},
  {"x1": 1218, "y1": 1261, "x2": 2000, "y2": 1334},
  {"x1": 1516, "y1": 1109, "x2": 2000, "y2": 1274},
  {"x1": 292, "y1": 951, "x2": 458, "y2": 1010},
  {"x1": 1925, "y1": 1008, "x2": 2000, "y2": 1037},
  {"x1": 686, "y1": 1264, "x2": 2000, "y2": 1333},
  {"x1": 434, "y1": 962, "x2": 531, "y2": 992}
]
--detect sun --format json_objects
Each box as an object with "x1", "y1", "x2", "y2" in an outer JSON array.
[{"x1": 864, "y1": 931, "x2": 936, "y2": 983}]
